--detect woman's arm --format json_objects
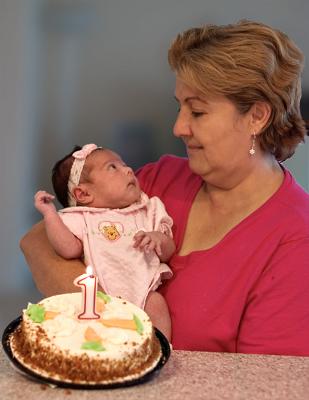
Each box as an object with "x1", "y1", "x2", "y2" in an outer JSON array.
[{"x1": 20, "y1": 221, "x2": 85, "y2": 297}]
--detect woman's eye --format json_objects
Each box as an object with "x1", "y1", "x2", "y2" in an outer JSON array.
[{"x1": 192, "y1": 111, "x2": 204, "y2": 118}]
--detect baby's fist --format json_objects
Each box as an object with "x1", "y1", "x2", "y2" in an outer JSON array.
[{"x1": 34, "y1": 190, "x2": 56, "y2": 215}]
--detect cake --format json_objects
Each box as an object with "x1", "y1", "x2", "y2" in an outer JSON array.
[{"x1": 10, "y1": 292, "x2": 162, "y2": 385}]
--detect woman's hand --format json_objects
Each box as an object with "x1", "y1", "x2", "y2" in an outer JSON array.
[{"x1": 20, "y1": 221, "x2": 86, "y2": 296}]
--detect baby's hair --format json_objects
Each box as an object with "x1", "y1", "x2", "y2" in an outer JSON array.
[{"x1": 52, "y1": 145, "x2": 82, "y2": 208}]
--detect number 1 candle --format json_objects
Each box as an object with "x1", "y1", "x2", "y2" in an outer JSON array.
[{"x1": 73, "y1": 266, "x2": 100, "y2": 319}]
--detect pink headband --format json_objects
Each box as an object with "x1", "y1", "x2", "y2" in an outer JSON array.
[{"x1": 67, "y1": 143, "x2": 99, "y2": 206}]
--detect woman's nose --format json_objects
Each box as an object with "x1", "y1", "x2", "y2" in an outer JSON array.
[{"x1": 173, "y1": 109, "x2": 191, "y2": 138}]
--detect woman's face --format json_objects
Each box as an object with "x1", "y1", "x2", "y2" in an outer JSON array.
[{"x1": 173, "y1": 78, "x2": 254, "y2": 187}]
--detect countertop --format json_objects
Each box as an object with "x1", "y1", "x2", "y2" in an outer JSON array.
[{"x1": 1, "y1": 347, "x2": 309, "y2": 400}]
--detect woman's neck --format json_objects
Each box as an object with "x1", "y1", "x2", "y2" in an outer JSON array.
[
  {"x1": 178, "y1": 155, "x2": 284, "y2": 255},
  {"x1": 202, "y1": 155, "x2": 284, "y2": 215}
]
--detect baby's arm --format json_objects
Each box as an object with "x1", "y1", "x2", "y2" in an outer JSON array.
[
  {"x1": 133, "y1": 231, "x2": 176, "y2": 262},
  {"x1": 34, "y1": 191, "x2": 83, "y2": 259}
]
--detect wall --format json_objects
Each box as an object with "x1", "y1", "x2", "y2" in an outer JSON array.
[{"x1": 0, "y1": 0, "x2": 308, "y2": 331}]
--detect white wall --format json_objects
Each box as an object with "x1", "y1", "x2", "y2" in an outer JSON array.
[{"x1": 1, "y1": 0, "x2": 308, "y2": 330}]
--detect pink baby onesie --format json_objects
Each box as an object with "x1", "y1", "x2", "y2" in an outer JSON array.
[{"x1": 59, "y1": 192, "x2": 173, "y2": 308}]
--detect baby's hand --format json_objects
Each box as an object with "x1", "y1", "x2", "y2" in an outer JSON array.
[
  {"x1": 34, "y1": 190, "x2": 57, "y2": 216},
  {"x1": 133, "y1": 230, "x2": 164, "y2": 256}
]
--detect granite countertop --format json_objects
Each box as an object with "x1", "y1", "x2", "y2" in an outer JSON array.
[{"x1": 1, "y1": 347, "x2": 309, "y2": 400}]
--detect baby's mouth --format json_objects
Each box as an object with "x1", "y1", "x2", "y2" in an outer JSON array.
[{"x1": 127, "y1": 179, "x2": 136, "y2": 187}]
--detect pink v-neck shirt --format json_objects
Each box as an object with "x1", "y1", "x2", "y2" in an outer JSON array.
[
  {"x1": 59, "y1": 192, "x2": 173, "y2": 309},
  {"x1": 137, "y1": 155, "x2": 309, "y2": 356}
]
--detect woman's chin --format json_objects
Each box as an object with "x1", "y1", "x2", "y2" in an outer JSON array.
[{"x1": 188, "y1": 158, "x2": 208, "y2": 177}]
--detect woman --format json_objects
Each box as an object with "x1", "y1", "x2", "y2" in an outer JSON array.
[{"x1": 21, "y1": 20, "x2": 309, "y2": 356}]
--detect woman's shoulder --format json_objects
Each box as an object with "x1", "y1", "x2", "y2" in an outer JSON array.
[
  {"x1": 136, "y1": 154, "x2": 198, "y2": 198},
  {"x1": 279, "y1": 169, "x2": 309, "y2": 212},
  {"x1": 275, "y1": 168, "x2": 309, "y2": 237},
  {"x1": 136, "y1": 154, "x2": 189, "y2": 179}
]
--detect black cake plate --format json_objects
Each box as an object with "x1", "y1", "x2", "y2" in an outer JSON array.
[{"x1": 2, "y1": 316, "x2": 171, "y2": 389}]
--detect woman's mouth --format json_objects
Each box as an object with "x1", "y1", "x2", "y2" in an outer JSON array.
[{"x1": 187, "y1": 144, "x2": 203, "y2": 151}]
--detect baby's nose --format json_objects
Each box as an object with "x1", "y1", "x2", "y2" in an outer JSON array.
[{"x1": 125, "y1": 165, "x2": 133, "y2": 175}]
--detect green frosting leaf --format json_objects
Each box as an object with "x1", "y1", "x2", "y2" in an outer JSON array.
[
  {"x1": 133, "y1": 314, "x2": 144, "y2": 335},
  {"x1": 81, "y1": 341, "x2": 106, "y2": 351},
  {"x1": 97, "y1": 290, "x2": 111, "y2": 303},
  {"x1": 26, "y1": 303, "x2": 45, "y2": 323}
]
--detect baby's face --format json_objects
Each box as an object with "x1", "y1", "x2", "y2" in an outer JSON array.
[{"x1": 84, "y1": 149, "x2": 141, "y2": 208}]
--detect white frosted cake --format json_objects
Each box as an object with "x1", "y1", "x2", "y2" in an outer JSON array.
[{"x1": 10, "y1": 292, "x2": 162, "y2": 384}]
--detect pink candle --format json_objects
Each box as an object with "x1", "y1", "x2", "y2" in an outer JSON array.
[{"x1": 74, "y1": 266, "x2": 100, "y2": 319}]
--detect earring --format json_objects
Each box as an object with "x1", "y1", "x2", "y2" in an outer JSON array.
[{"x1": 249, "y1": 133, "x2": 256, "y2": 155}]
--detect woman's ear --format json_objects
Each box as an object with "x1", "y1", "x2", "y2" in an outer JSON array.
[
  {"x1": 73, "y1": 184, "x2": 94, "y2": 205},
  {"x1": 250, "y1": 101, "x2": 272, "y2": 134}
]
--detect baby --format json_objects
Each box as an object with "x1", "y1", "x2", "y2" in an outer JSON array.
[{"x1": 34, "y1": 144, "x2": 175, "y2": 340}]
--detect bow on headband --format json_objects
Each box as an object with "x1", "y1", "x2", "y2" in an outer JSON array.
[
  {"x1": 67, "y1": 143, "x2": 100, "y2": 207},
  {"x1": 72, "y1": 143, "x2": 98, "y2": 160}
]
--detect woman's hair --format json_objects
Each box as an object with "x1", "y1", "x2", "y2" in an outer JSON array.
[
  {"x1": 168, "y1": 20, "x2": 307, "y2": 161},
  {"x1": 52, "y1": 146, "x2": 81, "y2": 208}
]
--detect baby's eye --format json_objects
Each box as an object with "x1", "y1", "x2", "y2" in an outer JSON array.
[{"x1": 108, "y1": 163, "x2": 117, "y2": 170}]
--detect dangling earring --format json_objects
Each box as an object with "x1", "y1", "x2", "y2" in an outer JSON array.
[{"x1": 249, "y1": 133, "x2": 256, "y2": 155}]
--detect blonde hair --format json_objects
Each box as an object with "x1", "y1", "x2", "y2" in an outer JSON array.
[{"x1": 168, "y1": 20, "x2": 307, "y2": 161}]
